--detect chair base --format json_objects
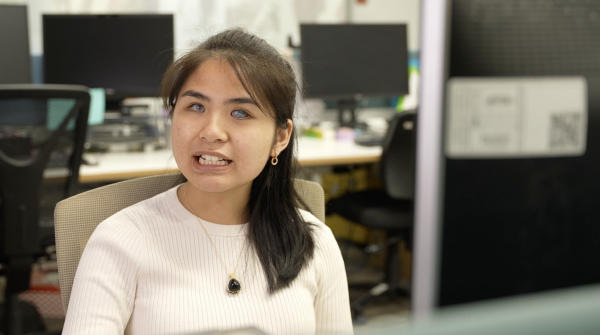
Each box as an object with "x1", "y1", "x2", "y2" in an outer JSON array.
[{"x1": 346, "y1": 236, "x2": 411, "y2": 321}]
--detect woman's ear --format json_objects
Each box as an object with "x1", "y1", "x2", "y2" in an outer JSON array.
[{"x1": 272, "y1": 119, "x2": 293, "y2": 156}]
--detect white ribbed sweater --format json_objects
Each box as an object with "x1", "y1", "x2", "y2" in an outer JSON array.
[{"x1": 62, "y1": 185, "x2": 353, "y2": 335}]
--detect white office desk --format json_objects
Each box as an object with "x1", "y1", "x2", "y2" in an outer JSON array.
[{"x1": 78, "y1": 137, "x2": 382, "y2": 183}]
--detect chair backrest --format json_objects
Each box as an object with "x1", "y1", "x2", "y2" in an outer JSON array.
[
  {"x1": 0, "y1": 84, "x2": 89, "y2": 263},
  {"x1": 54, "y1": 173, "x2": 325, "y2": 312},
  {"x1": 380, "y1": 110, "x2": 417, "y2": 200}
]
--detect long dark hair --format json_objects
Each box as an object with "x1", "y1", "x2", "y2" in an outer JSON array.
[{"x1": 161, "y1": 28, "x2": 315, "y2": 293}]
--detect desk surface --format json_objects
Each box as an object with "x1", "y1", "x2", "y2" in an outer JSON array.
[{"x1": 78, "y1": 137, "x2": 382, "y2": 183}]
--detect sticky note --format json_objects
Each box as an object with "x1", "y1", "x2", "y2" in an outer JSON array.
[
  {"x1": 47, "y1": 88, "x2": 105, "y2": 130},
  {"x1": 47, "y1": 98, "x2": 76, "y2": 130},
  {"x1": 88, "y1": 88, "x2": 105, "y2": 125}
]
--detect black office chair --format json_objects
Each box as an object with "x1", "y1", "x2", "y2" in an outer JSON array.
[
  {"x1": 0, "y1": 84, "x2": 90, "y2": 335},
  {"x1": 327, "y1": 110, "x2": 416, "y2": 321}
]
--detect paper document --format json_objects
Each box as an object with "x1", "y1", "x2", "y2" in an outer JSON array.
[{"x1": 445, "y1": 77, "x2": 587, "y2": 158}]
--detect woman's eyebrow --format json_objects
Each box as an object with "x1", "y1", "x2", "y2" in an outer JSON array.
[
  {"x1": 227, "y1": 97, "x2": 257, "y2": 106},
  {"x1": 180, "y1": 90, "x2": 256, "y2": 106},
  {"x1": 181, "y1": 90, "x2": 209, "y2": 101}
]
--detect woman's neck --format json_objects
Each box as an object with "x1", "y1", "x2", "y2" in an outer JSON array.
[{"x1": 177, "y1": 182, "x2": 250, "y2": 225}]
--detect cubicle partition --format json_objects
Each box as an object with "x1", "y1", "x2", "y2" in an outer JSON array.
[{"x1": 414, "y1": 0, "x2": 600, "y2": 318}]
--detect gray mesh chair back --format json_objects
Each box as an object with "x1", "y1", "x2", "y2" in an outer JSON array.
[
  {"x1": 0, "y1": 83, "x2": 90, "y2": 260},
  {"x1": 0, "y1": 84, "x2": 90, "y2": 333},
  {"x1": 380, "y1": 110, "x2": 416, "y2": 200}
]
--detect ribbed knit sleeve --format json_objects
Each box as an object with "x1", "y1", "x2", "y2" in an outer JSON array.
[
  {"x1": 302, "y1": 212, "x2": 354, "y2": 335},
  {"x1": 62, "y1": 211, "x2": 144, "y2": 335}
]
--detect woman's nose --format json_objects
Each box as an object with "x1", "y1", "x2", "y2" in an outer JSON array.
[{"x1": 199, "y1": 111, "x2": 228, "y2": 142}]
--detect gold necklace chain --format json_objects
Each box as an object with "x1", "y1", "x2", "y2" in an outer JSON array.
[{"x1": 184, "y1": 184, "x2": 247, "y2": 294}]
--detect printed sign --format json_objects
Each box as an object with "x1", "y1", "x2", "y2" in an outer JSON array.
[{"x1": 445, "y1": 77, "x2": 587, "y2": 158}]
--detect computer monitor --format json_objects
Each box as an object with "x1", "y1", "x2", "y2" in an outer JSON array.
[
  {"x1": 42, "y1": 14, "x2": 174, "y2": 109},
  {"x1": 413, "y1": 0, "x2": 600, "y2": 319},
  {"x1": 300, "y1": 24, "x2": 409, "y2": 127},
  {"x1": 0, "y1": 5, "x2": 31, "y2": 84}
]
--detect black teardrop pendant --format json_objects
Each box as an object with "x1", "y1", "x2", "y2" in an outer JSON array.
[{"x1": 227, "y1": 278, "x2": 241, "y2": 294}]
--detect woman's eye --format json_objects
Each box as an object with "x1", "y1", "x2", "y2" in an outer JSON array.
[
  {"x1": 231, "y1": 109, "x2": 249, "y2": 119},
  {"x1": 190, "y1": 103, "x2": 205, "y2": 112}
]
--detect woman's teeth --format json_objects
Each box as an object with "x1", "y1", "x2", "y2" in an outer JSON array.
[{"x1": 198, "y1": 154, "x2": 230, "y2": 165}]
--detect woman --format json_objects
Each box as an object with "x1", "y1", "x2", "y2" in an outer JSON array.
[{"x1": 63, "y1": 28, "x2": 353, "y2": 335}]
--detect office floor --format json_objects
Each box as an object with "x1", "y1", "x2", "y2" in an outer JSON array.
[{"x1": 347, "y1": 265, "x2": 411, "y2": 334}]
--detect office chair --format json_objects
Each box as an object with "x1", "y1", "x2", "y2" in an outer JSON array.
[
  {"x1": 53, "y1": 173, "x2": 325, "y2": 313},
  {"x1": 0, "y1": 84, "x2": 90, "y2": 334},
  {"x1": 326, "y1": 110, "x2": 416, "y2": 320}
]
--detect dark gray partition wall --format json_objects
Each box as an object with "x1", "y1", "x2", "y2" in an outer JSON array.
[
  {"x1": 414, "y1": 0, "x2": 600, "y2": 318},
  {"x1": 0, "y1": 5, "x2": 31, "y2": 84}
]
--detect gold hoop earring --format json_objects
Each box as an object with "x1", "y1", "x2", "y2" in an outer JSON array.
[{"x1": 271, "y1": 156, "x2": 278, "y2": 165}]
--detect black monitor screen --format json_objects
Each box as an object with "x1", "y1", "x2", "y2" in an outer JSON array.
[
  {"x1": 0, "y1": 5, "x2": 31, "y2": 84},
  {"x1": 300, "y1": 24, "x2": 408, "y2": 99},
  {"x1": 43, "y1": 14, "x2": 174, "y2": 100}
]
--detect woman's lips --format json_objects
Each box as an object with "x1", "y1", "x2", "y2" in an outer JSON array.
[{"x1": 195, "y1": 154, "x2": 232, "y2": 166}]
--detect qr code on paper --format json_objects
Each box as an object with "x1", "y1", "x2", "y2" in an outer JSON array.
[{"x1": 549, "y1": 112, "x2": 582, "y2": 149}]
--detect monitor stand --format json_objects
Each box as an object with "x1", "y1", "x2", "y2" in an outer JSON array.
[
  {"x1": 105, "y1": 99, "x2": 122, "y2": 112},
  {"x1": 338, "y1": 99, "x2": 357, "y2": 128}
]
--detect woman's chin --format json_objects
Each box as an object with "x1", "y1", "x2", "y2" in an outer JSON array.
[{"x1": 186, "y1": 178, "x2": 250, "y2": 195}]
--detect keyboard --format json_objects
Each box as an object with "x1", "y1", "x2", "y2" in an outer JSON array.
[{"x1": 354, "y1": 134, "x2": 384, "y2": 146}]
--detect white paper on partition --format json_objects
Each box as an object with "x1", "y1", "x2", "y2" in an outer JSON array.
[{"x1": 445, "y1": 77, "x2": 588, "y2": 159}]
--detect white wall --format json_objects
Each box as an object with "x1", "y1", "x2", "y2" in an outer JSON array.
[
  {"x1": 351, "y1": 0, "x2": 420, "y2": 51},
  {"x1": 0, "y1": 0, "x2": 420, "y2": 55}
]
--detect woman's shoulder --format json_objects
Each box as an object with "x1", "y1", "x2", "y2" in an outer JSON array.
[
  {"x1": 297, "y1": 208, "x2": 328, "y2": 231},
  {"x1": 296, "y1": 209, "x2": 346, "y2": 278},
  {"x1": 297, "y1": 208, "x2": 338, "y2": 250},
  {"x1": 99, "y1": 184, "x2": 182, "y2": 232}
]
